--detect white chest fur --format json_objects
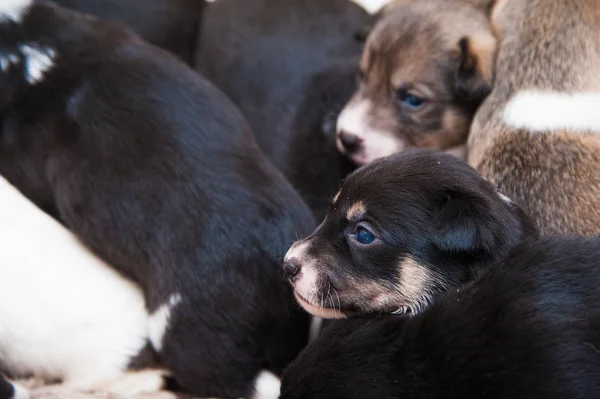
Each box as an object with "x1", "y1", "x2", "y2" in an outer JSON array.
[{"x1": 0, "y1": 175, "x2": 151, "y2": 392}]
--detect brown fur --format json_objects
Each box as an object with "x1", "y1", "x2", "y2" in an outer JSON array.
[
  {"x1": 336, "y1": 0, "x2": 496, "y2": 165},
  {"x1": 468, "y1": 0, "x2": 600, "y2": 236}
]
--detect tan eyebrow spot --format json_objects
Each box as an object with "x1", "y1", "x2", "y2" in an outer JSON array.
[
  {"x1": 346, "y1": 201, "x2": 366, "y2": 220},
  {"x1": 332, "y1": 190, "x2": 341, "y2": 204}
]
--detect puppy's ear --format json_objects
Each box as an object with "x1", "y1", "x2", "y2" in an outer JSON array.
[
  {"x1": 455, "y1": 35, "x2": 496, "y2": 106},
  {"x1": 431, "y1": 190, "x2": 497, "y2": 254}
]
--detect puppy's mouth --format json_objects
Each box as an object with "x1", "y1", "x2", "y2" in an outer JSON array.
[
  {"x1": 335, "y1": 138, "x2": 370, "y2": 166},
  {"x1": 294, "y1": 291, "x2": 346, "y2": 319}
]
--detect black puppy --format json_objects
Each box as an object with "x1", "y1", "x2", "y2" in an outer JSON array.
[
  {"x1": 52, "y1": 0, "x2": 204, "y2": 64},
  {"x1": 281, "y1": 236, "x2": 600, "y2": 399},
  {"x1": 284, "y1": 150, "x2": 535, "y2": 318},
  {"x1": 0, "y1": 1, "x2": 313, "y2": 398},
  {"x1": 196, "y1": 0, "x2": 371, "y2": 219}
]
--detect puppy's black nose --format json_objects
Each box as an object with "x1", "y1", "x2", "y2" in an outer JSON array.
[
  {"x1": 339, "y1": 131, "x2": 362, "y2": 152},
  {"x1": 284, "y1": 259, "x2": 301, "y2": 277}
]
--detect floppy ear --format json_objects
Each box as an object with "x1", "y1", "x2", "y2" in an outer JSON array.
[
  {"x1": 455, "y1": 35, "x2": 496, "y2": 106},
  {"x1": 431, "y1": 190, "x2": 498, "y2": 254}
]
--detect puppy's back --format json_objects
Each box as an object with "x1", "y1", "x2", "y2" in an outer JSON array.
[{"x1": 468, "y1": 0, "x2": 600, "y2": 235}]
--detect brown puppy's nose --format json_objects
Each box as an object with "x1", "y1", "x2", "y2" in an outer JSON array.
[
  {"x1": 284, "y1": 259, "x2": 301, "y2": 278},
  {"x1": 339, "y1": 131, "x2": 362, "y2": 153}
]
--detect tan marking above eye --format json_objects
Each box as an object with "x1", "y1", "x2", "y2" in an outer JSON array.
[
  {"x1": 332, "y1": 190, "x2": 341, "y2": 204},
  {"x1": 346, "y1": 201, "x2": 366, "y2": 221}
]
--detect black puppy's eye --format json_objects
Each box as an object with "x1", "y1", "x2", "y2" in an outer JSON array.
[
  {"x1": 396, "y1": 90, "x2": 426, "y2": 110},
  {"x1": 354, "y1": 226, "x2": 375, "y2": 245}
]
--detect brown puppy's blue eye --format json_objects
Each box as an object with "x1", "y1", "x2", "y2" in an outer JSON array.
[
  {"x1": 397, "y1": 92, "x2": 425, "y2": 109},
  {"x1": 355, "y1": 227, "x2": 375, "y2": 244}
]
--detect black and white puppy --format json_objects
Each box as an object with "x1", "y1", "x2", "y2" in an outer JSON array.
[
  {"x1": 281, "y1": 236, "x2": 600, "y2": 399},
  {"x1": 284, "y1": 150, "x2": 536, "y2": 318},
  {"x1": 196, "y1": 0, "x2": 371, "y2": 219},
  {"x1": 0, "y1": 1, "x2": 313, "y2": 398}
]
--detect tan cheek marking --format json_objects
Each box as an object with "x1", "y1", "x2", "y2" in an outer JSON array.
[
  {"x1": 397, "y1": 257, "x2": 435, "y2": 306},
  {"x1": 346, "y1": 201, "x2": 366, "y2": 220}
]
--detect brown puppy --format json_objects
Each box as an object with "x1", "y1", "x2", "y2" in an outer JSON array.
[
  {"x1": 335, "y1": 0, "x2": 496, "y2": 165},
  {"x1": 468, "y1": 0, "x2": 600, "y2": 236}
]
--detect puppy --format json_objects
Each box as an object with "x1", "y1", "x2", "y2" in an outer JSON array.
[
  {"x1": 284, "y1": 150, "x2": 535, "y2": 318},
  {"x1": 0, "y1": 176, "x2": 165, "y2": 398},
  {"x1": 0, "y1": 2, "x2": 313, "y2": 398},
  {"x1": 336, "y1": 0, "x2": 495, "y2": 165},
  {"x1": 195, "y1": 0, "x2": 370, "y2": 218},
  {"x1": 281, "y1": 236, "x2": 600, "y2": 399},
  {"x1": 467, "y1": 0, "x2": 600, "y2": 236},
  {"x1": 51, "y1": 0, "x2": 204, "y2": 64}
]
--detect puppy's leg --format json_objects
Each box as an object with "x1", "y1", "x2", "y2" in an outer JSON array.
[
  {"x1": 0, "y1": 376, "x2": 30, "y2": 399},
  {"x1": 98, "y1": 369, "x2": 168, "y2": 398},
  {"x1": 251, "y1": 370, "x2": 280, "y2": 399}
]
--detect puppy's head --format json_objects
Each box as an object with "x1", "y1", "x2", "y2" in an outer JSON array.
[
  {"x1": 336, "y1": 0, "x2": 496, "y2": 165},
  {"x1": 283, "y1": 150, "x2": 535, "y2": 318}
]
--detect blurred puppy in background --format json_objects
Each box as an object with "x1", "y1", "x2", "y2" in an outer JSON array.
[
  {"x1": 336, "y1": 0, "x2": 495, "y2": 165},
  {"x1": 468, "y1": 0, "x2": 600, "y2": 235}
]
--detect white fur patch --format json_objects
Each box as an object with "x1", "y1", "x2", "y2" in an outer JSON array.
[
  {"x1": 0, "y1": 175, "x2": 149, "y2": 390},
  {"x1": 498, "y1": 192, "x2": 513, "y2": 204},
  {"x1": 503, "y1": 90, "x2": 600, "y2": 133},
  {"x1": 0, "y1": 0, "x2": 31, "y2": 22},
  {"x1": 351, "y1": 0, "x2": 390, "y2": 13},
  {"x1": 148, "y1": 293, "x2": 182, "y2": 352},
  {"x1": 309, "y1": 316, "x2": 324, "y2": 342},
  {"x1": 19, "y1": 45, "x2": 55, "y2": 84},
  {"x1": 0, "y1": 54, "x2": 20, "y2": 73},
  {"x1": 251, "y1": 370, "x2": 281, "y2": 399},
  {"x1": 101, "y1": 369, "x2": 167, "y2": 397},
  {"x1": 336, "y1": 100, "x2": 403, "y2": 164},
  {"x1": 11, "y1": 381, "x2": 30, "y2": 399}
]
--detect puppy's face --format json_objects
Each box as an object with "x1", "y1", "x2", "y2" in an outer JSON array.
[
  {"x1": 336, "y1": 2, "x2": 495, "y2": 165},
  {"x1": 283, "y1": 150, "x2": 532, "y2": 318}
]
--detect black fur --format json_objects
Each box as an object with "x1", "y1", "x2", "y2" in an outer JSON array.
[
  {"x1": 281, "y1": 236, "x2": 600, "y2": 399},
  {"x1": 195, "y1": 0, "x2": 372, "y2": 219},
  {"x1": 0, "y1": 2, "x2": 313, "y2": 397},
  {"x1": 0, "y1": 376, "x2": 16, "y2": 399},
  {"x1": 51, "y1": 0, "x2": 205, "y2": 65},
  {"x1": 285, "y1": 150, "x2": 536, "y2": 317}
]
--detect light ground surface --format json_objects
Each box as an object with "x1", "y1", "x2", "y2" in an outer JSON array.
[{"x1": 15, "y1": 0, "x2": 390, "y2": 398}]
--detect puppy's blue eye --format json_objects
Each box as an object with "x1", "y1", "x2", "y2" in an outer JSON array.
[
  {"x1": 355, "y1": 227, "x2": 375, "y2": 244},
  {"x1": 398, "y1": 92, "x2": 425, "y2": 109}
]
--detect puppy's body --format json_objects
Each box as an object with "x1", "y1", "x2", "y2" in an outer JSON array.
[
  {"x1": 335, "y1": 0, "x2": 495, "y2": 165},
  {"x1": 196, "y1": 0, "x2": 368, "y2": 218},
  {"x1": 281, "y1": 236, "x2": 600, "y2": 399},
  {"x1": 51, "y1": 0, "x2": 204, "y2": 64},
  {"x1": 468, "y1": 0, "x2": 600, "y2": 235},
  {"x1": 0, "y1": 176, "x2": 164, "y2": 397},
  {"x1": 284, "y1": 150, "x2": 534, "y2": 318},
  {"x1": 0, "y1": 2, "x2": 312, "y2": 397}
]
